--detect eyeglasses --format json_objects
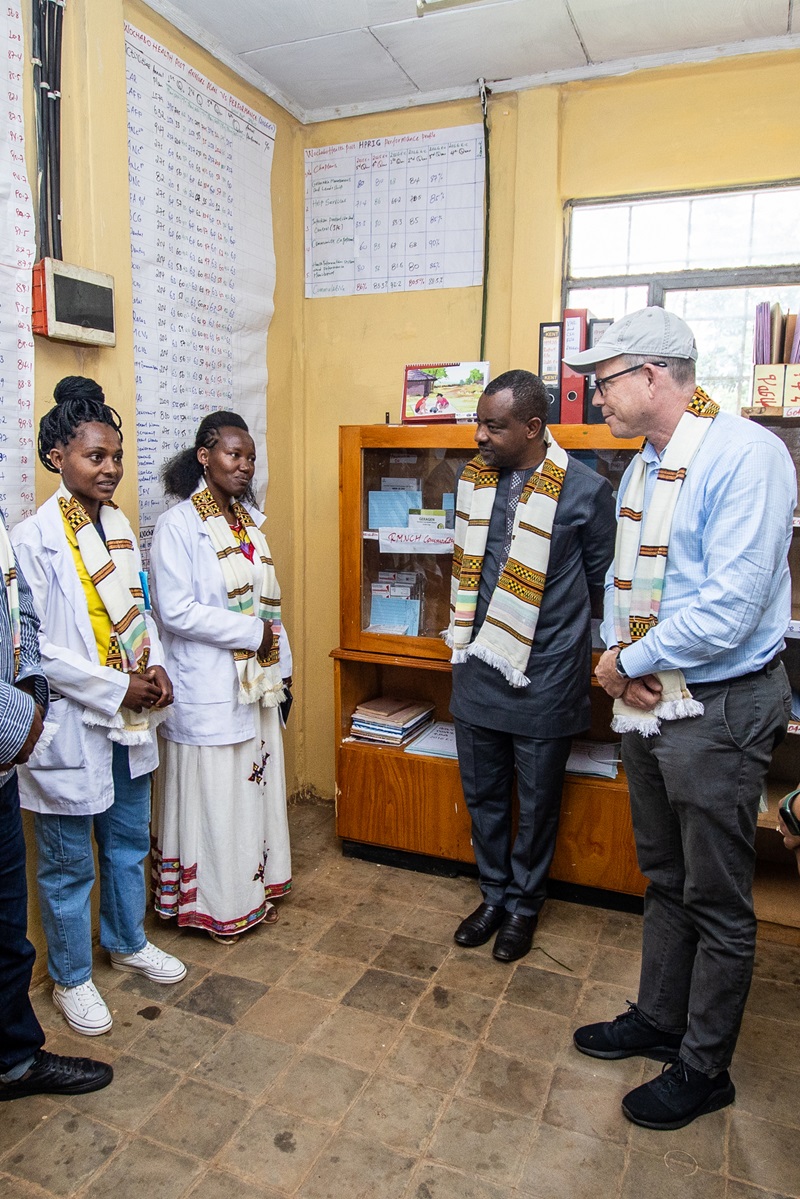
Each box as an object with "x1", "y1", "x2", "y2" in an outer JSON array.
[{"x1": 594, "y1": 362, "x2": 667, "y2": 398}]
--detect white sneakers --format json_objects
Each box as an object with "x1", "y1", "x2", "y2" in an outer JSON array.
[
  {"x1": 52, "y1": 980, "x2": 113, "y2": 1036},
  {"x1": 53, "y1": 942, "x2": 187, "y2": 1036},
  {"x1": 110, "y1": 940, "x2": 187, "y2": 983}
]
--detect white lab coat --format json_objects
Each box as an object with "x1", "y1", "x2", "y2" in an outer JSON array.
[
  {"x1": 149, "y1": 496, "x2": 292, "y2": 747},
  {"x1": 11, "y1": 493, "x2": 163, "y2": 815}
]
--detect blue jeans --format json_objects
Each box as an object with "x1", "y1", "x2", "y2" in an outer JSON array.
[
  {"x1": 454, "y1": 720, "x2": 572, "y2": 917},
  {"x1": 623, "y1": 663, "x2": 791, "y2": 1075},
  {"x1": 33, "y1": 745, "x2": 150, "y2": 987},
  {"x1": 0, "y1": 771, "x2": 45, "y2": 1075}
]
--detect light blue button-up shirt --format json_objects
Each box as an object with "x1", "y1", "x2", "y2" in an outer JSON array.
[{"x1": 602, "y1": 410, "x2": 796, "y2": 685}]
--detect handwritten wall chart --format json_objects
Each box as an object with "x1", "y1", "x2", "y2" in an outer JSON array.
[
  {"x1": 125, "y1": 24, "x2": 276, "y2": 552},
  {"x1": 304, "y1": 125, "x2": 485, "y2": 298},
  {"x1": 0, "y1": 4, "x2": 36, "y2": 528}
]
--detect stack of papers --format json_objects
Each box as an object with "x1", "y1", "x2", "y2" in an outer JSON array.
[
  {"x1": 404, "y1": 721, "x2": 458, "y2": 759},
  {"x1": 369, "y1": 571, "x2": 422, "y2": 637},
  {"x1": 565, "y1": 740, "x2": 621, "y2": 780},
  {"x1": 351, "y1": 696, "x2": 434, "y2": 746}
]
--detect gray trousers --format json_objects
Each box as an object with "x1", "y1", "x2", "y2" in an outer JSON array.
[
  {"x1": 454, "y1": 719, "x2": 572, "y2": 917},
  {"x1": 622, "y1": 661, "x2": 790, "y2": 1075}
]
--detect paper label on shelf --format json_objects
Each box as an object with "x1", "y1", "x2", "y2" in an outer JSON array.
[
  {"x1": 378, "y1": 528, "x2": 455, "y2": 554},
  {"x1": 408, "y1": 510, "x2": 446, "y2": 529},
  {"x1": 378, "y1": 571, "x2": 417, "y2": 585},
  {"x1": 784, "y1": 365, "x2": 800, "y2": 409},
  {"x1": 752, "y1": 364, "x2": 786, "y2": 407},
  {"x1": 382, "y1": 476, "x2": 421, "y2": 491}
]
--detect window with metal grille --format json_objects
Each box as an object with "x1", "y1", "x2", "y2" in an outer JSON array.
[{"x1": 564, "y1": 184, "x2": 800, "y2": 414}]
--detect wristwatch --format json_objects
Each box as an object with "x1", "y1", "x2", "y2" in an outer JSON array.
[
  {"x1": 615, "y1": 651, "x2": 629, "y2": 680},
  {"x1": 779, "y1": 789, "x2": 800, "y2": 836}
]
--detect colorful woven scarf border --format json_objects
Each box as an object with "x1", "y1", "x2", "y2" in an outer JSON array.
[
  {"x1": 190, "y1": 488, "x2": 284, "y2": 706},
  {"x1": 57, "y1": 484, "x2": 150, "y2": 674},
  {"x1": 612, "y1": 387, "x2": 719, "y2": 650},
  {"x1": 444, "y1": 429, "x2": 569, "y2": 688},
  {"x1": 610, "y1": 386, "x2": 718, "y2": 736}
]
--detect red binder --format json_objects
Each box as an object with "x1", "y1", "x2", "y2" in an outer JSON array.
[{"x1": 560, "y1": 308, "x2": 590, "y2": 424}]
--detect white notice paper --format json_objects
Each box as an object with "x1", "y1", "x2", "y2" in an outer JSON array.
[
  {"x1": 0, "y1": 2, "x2": 36, "y2": 529},
  {"x1": 378, "y1": 528, "x2": 455, "y2": 555},
  {"x1": 125, "y1": 24, "x2": 276, "y2": 557},
  {"x1": 304, "y1": 125, "x2": 485, "y2": 297}
]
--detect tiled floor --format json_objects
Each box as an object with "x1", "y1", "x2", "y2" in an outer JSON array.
[{"x1": 2, "y1": 802, "x2": 799, "y2": 1199}]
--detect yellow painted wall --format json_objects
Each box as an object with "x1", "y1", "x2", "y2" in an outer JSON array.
[{"x1": 297, "y1": 49, "x2": 800, "y2": 797}]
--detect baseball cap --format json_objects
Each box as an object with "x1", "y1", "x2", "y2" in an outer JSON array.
[{"x1": 562, "y1": 307, "x2": 698, "y2": 370}]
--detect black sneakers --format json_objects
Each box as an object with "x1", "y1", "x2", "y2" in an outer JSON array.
[
  {"x1": 622, "y1": 1059, "x2": 736, "y2": 1130},
  {"x1": 573, "y1": 1003, "x2": 685, "y2": 1062}
]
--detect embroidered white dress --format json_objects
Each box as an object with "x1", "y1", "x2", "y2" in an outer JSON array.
[{"x1": 149, "y1": 497, "x2": 291, "y2": 936}]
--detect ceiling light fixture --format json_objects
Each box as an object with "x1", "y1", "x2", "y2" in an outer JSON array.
[{"x1": 416, "y1": 0, "x2": 487, "y2": 16}]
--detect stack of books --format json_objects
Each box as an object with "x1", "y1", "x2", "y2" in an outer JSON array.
[
  {"x1": 350, "y1": 696, "x2": 434, "y2": 746},
  {"x1": 749, "y1": 302, "x2": 800, "y2": 414}
]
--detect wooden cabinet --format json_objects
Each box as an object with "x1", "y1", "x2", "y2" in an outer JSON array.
[
  {"x1": 333, "y1": 419, "x2": 800, "y2": 926},
  {"x1": 333, "y1": 421, "x2": 648, "y2": 898}
]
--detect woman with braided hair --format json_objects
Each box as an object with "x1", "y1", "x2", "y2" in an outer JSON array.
[
  {"x1": 149, "y1": 411, "x2": 292, "y2": 943},
  {"x1": 11, "y1": 376, "x2": 187, "y2": 1037}
]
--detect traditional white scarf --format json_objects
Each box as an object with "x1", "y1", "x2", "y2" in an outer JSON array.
[
  {"x1": 58, "y1": 483, "x2": 165, "y2": 745},
  {"x1": 190, "y1": 487, "x2": 284, "y2": 708},
  {"x1": 443, "y1": 429, "x2": 569, "y2": 687},
  {"x1": 611, "y1": 388, "x2": 719, "y2": 736}
]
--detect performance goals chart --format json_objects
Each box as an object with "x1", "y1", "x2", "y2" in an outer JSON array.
[
  {"x1": 304, "y1": 125, "x2": 485, "y2": 297},
  {"x1": 125, "y1": 24, "x2": 276, "y2": 552}
]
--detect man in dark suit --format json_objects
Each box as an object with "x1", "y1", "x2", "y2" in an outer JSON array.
[{"x1": 448, "y1": 370, "x2": 616, "y2": 961}]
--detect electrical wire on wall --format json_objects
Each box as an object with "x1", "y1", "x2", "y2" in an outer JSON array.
[
  {"x1": 31, "y1": 0, "x2": 65, "y2": 260},
  {"x1": 478, "y1": 76, "x2": 491, "y2": 362}
]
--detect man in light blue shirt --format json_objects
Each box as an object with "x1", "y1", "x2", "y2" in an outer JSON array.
[{"x1": 563, "y1": 308, "x2": 794, "y2": 1132}]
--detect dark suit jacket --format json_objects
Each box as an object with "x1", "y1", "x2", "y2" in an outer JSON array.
[{"x1": 449, "y1": 455, "x2": 616, "y2": 738}]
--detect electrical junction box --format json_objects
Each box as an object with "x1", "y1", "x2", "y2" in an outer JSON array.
[{"x1": 32, "y1": 258, "x2": 115, "y2": 346}]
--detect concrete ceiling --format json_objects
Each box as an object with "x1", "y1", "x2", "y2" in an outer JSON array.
[{"x1": 142, "y1": 0, "x2": 800, "y2": 123}]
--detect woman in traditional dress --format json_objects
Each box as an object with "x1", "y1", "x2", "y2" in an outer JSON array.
[
  {"x1": 11, "y1": 377, "x2": 186, "y2": 1037},
  {"x1": 149, "y1": 411, "x2": 291, "y2": 943}
]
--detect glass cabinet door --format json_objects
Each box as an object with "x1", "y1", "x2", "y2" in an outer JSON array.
[{"x1": 360, "y1": 445, "x2": 474, "y2": 640}]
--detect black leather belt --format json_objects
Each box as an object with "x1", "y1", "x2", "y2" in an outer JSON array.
[{"x1": 690, "y1": 655, "x2": 783, "y2": 690}]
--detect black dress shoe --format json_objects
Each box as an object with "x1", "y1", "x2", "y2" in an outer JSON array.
[
  {"x1": 0, "y1": 1050, "x2": 113, "y2": 1102},
  {"x1": 454, "y1": 902, "x2": 506, "y2": 947},
  {"x1": 492, "y1": 912, "x2": 536, "y2": 962}
]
